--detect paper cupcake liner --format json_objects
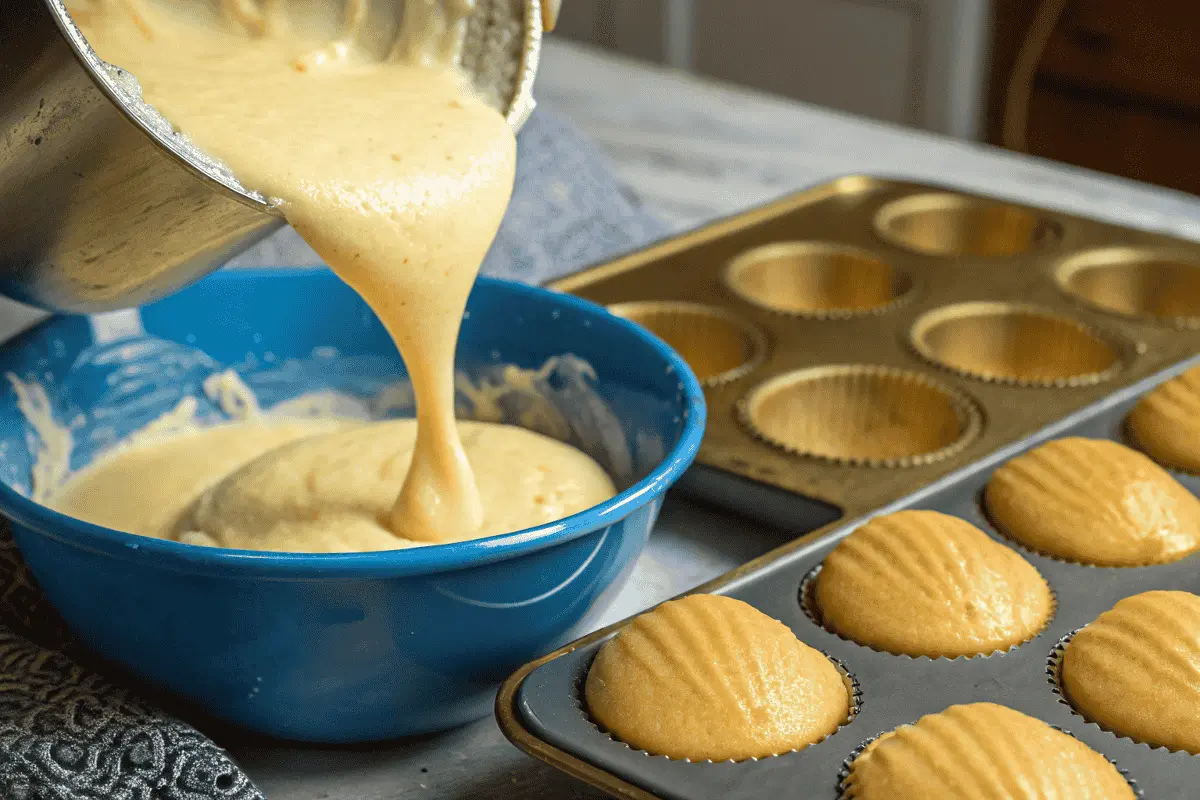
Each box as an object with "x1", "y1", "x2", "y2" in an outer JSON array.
[
  {"x1": 908, "y1": 301, "x2": 1134, "y2": 388},
  {"x1": 722, "y1": 242, "x2": 915, "y2": 319},
  {"x1": 1055, "y1": 247, "x2": 1200, "y2": 330},
  {"x1": 737, "y1": 365, "x2": 983, "y2": 468},
  {"x1": 574, "y1": 650, "x2": 861, "y2": 764},
  {"x1": 836, "y1": 714, "x2": 1143, "y2": 799},
  {"x1": 800, "y1": 562, "x2": 1057, "y2": 660},
  {"x1": 872, "y1": 192, "x2": 1062, "y2": 258},
  {"x1": 606, "y1": 301, "x2": 767, "y2": 387}
]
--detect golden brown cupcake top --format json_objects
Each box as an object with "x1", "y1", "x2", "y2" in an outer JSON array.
[
  {"x1": 1062, "y1": 590, "x2": 1200, "y2": 754},
  {"x1": 843, "y1": 702, "x2": 1134, "y2": 800},
  {"x1": 985, "y1": 437, "x2": 1200, "y2": 566},
  {"x1": 814, "y1": 510, "x2": 1053, "y2": 657},
  {"x1": 584, "y1": 594, "x2": 849, "y2": 761},
  {"x1": 1128, "y1": 365, "x2": 1200, "y2": 472}
]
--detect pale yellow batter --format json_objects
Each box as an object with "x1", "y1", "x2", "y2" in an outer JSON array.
[
  {"x1": 61, "y1": 2, "x2": 618, "y2": 549},
  {"x1": 1062, "y1": 590, "x2": 1200, "y2": 754},
  {"x1": 584, "y1": 594, "x2": 849, "y2": 762},
  {"x1": 843, "y1": 702, "x2": 1134, "y2": 799},
  {"x1": 52, "y1": 419, "x2": 615, "y2": 552},
  {"x1": 815, "y1": 510, "x2": 1053, "y2": 658}
]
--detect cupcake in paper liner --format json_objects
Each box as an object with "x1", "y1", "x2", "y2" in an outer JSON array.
[
  {"x1": 1050, "y1": 590, "x2": 1200, "y2": 755},
  {"x1": 723, "y1": 242, "x2": 913, "y2": 319},
  {"x1": 838, "y1": 702, "x2": 1137, "y2": 799},
  {"x1": 804, "y1": 510, "x2": 1054, "y2": 658},
  {"x1": 909, "y1": 301, "x2": 1128, "y2": 387},
  {"x1": 581, "y1": 593, "x2": 855, "y2": 762},
  {"x1": 1127, "y1": 364, "x2": 1200, "y2": 473},
  {"x1": 606, "y1": 301, "x2": 766, "y2": 387},
  {"x1": 985, "y1": 437, "x2": 1200, "y2": 566},
  {"x1": 738, "y1": 365, "x2": 981, "y2": 467}
]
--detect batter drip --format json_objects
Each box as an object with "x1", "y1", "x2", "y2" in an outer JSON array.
[{"x1": 61, "y1": 1, "x2": 618, "y2": 550}]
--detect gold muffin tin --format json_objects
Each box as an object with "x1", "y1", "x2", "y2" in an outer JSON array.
[{"x1": 549, "y1": 175, "x2": 1200, "y2": 521}]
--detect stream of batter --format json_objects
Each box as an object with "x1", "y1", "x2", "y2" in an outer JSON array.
[{"x1": 52, "y1": 0, "x2": 617, "y2": 551}]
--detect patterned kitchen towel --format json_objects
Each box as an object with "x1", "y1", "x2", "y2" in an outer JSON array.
[{"x1": 0, "y1": 107, "x2": 665, "y2": 799}]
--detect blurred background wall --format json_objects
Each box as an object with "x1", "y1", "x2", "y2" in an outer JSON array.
[{"x1": 552, "y1": 0, "x2": 1200, "y2": 196}]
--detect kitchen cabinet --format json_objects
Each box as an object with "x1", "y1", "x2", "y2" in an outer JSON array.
[{"x1": 988, "y1": 0, "x2": 1200, "y2": 195}]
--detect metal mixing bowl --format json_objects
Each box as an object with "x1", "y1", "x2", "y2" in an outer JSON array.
[{"x1": 0, "y1": 0, "x2": 545, "y2": 312}]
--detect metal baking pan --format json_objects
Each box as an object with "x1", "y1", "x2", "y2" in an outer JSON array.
[
  {"x1": 498, "y1": 355, "x2": 1200, "y2": 799},
  {"x1": 548, "y1": 175, "x2": 1200, "y2": 532}
]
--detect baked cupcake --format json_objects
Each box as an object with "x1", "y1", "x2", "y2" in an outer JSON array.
[
  {"x1": 584, "y1": 593, "x2": 849, "y2": 761},
  {"x1": 842, "y1": 702, "x2": 1134, "y2": 799},
  {"x1": 813, "y1": 510, "x2": 1052, "y2": 657},
  {"x1": 985, "y1": 437, "x2": 1200, "y2": 566},
  {"x1": 1061, "y1": 590, "x2": 1200, "y2": 754},
  {"x1": 1128, "y1": 365, "x2": 1200, "y2": 472}
]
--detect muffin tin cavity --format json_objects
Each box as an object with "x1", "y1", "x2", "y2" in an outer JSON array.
[
  {"x1": 873, "y1": 192, "x2": 1059, "y2": 257},
  {"x1": 738, "y1": 365, "x2": 981, "y2": 466},
  {"x1": 723, "y1": 242, "x2": 912, "y2": 317},
  {"x1": 910, "y1": 302, "x2": 1124, "y2": 386},
  {"x1": 607, "y1": 301, "x2": 766, "y2": 386},
  {"x1": 1057, "y1": 248, "x2": 1200, "y2": 327}
]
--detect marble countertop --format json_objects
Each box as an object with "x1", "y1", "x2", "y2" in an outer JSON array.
[{"x1": 6, "y1": 37, "x2": 1200, "y2": 800}]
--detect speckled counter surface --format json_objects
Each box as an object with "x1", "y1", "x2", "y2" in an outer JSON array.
[{"x1": 4, "y1": 37, "x2": 1200, "y2": 800}]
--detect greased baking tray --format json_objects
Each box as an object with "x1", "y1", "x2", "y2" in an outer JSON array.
[
  {"x1": 495, "y1": 177, "x2": 1200, "y2": 798},
  {"x1": 497, "y1": 356, "x2": 1200, "y2": 799},
  {"x1": 546, "y1": 175, "x2": 1200, "y2": 529}
]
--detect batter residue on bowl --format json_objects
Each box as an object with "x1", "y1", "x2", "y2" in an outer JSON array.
[{"x1": 61, "y1": 1, "x2": 617, "y2": 550}]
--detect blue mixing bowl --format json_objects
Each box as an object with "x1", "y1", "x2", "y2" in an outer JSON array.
[{"x1": 0, "y1": 268, "x2": 705, "y2": 743}]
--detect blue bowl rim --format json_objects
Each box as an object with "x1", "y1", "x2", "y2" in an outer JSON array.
[{"x1": 0, "y1": 270, "x2": 707, "y2": 579}]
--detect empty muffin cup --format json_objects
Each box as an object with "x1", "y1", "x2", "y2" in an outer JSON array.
[
  {"x1": 738, "y1": 365, "x2": 981, "y2": 466},
  {"x1": 1056, "y1": 248, "x2": 1200, "y2": 328},
  {"x1": 607, "y1": 301, "x2": 766, "y2": 386},
  {"x1": 874, "y1": 193, "x2": 1058, "y2": 258},
  {"x1": 910, "y1": 302, "x2": 1124, "y2": 386},
  {"x1": 723, "y1": 242, "x2": 912, "y2": 317}
]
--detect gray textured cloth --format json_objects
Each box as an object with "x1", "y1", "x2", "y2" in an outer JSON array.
[{"x1": 0, "y1": 108, "x2": 663, "y2": 798}]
